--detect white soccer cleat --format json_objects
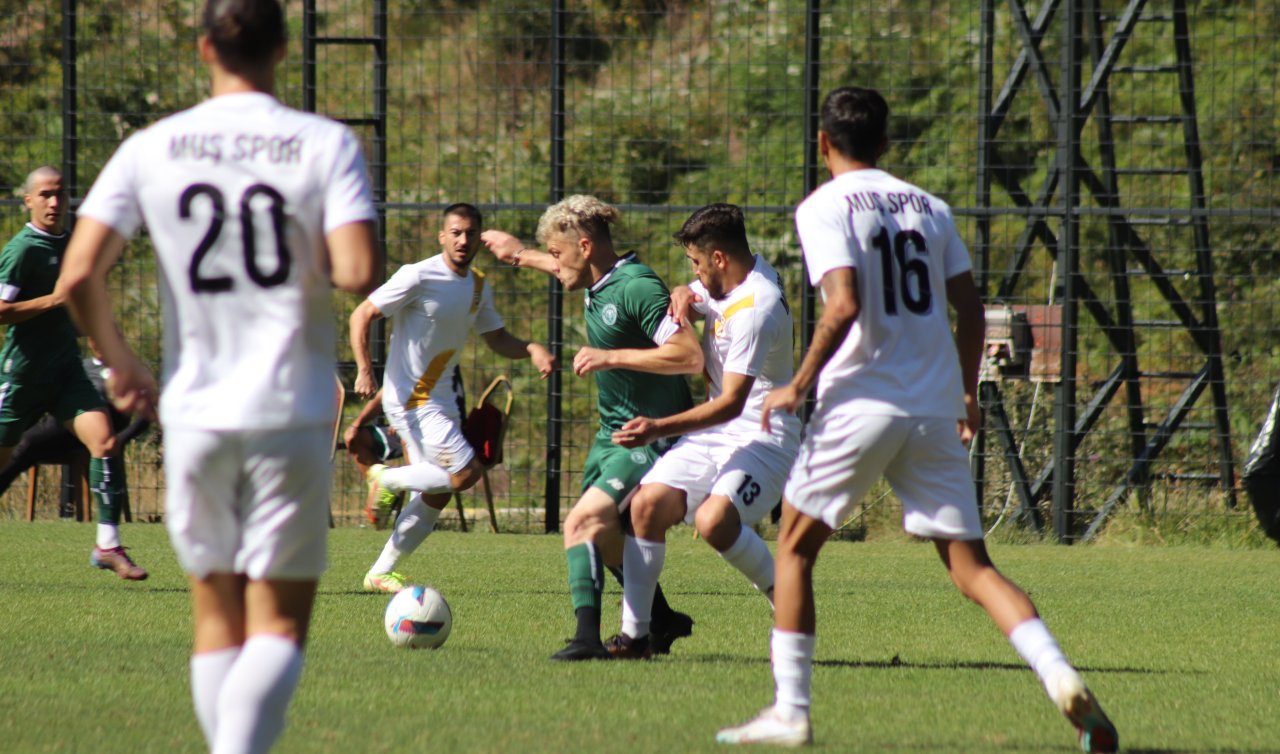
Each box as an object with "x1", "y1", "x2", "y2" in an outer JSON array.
[
  {"x1": 716, "y1": 706, "x2": 812, "y2": 747},
  {"x1": 1047, "y1": 668, "x2": 1119, "y2": 754}
]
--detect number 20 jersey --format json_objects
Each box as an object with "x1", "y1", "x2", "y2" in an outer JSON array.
[
  {"x1": 794, "y1": 168, "x2": 971, "y2": 420},
  {"x1": 78, "y1": 92, "x2": 377, "y2": 431}
]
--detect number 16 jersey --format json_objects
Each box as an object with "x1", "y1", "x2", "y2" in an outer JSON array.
[
  {"x1": 795, "y1": 168, "x2": 971, "y2": 420},
  {"x1": 78, "y1": 92, "x2": 376, "y2": 431}
]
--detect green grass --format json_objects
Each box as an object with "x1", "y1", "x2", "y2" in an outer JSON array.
[{"x1": 1, "y1": 522, "x2": 1277, "y2": 753}]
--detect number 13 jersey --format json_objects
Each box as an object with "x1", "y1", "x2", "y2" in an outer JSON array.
[
  {"x1": 78, "y1": 92, "x2": 376, "y2": 431},
  {"x1": 795, "y1": 168, "x2": 971, "y2": 420}
]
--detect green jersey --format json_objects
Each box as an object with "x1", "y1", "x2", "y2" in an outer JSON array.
[
  {"x1": 584, "y1": 255, "x2": 694, "y2": 432},
  {"x1": 0, "y1": 225, "x2": 80, "y2": 376}
]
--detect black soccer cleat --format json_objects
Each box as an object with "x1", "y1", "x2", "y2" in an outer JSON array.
[
  {"x1": 549, "y1": 638, "x2": 612, "y2": 662},
  {"x1": 604, "y1": 632, "x2": 653, "y2": 660},
  {"x1": 649, "y1": 610, "x2": 694, "y2": 655}
]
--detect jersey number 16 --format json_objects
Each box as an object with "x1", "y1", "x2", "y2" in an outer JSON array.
[{"x1": 181, "y1": 183, "x2": 291, "y2": 294}]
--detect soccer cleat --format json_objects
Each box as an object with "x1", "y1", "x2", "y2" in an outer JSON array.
[
  {"x1": 604, "y1": 632, "x2": 653, "y2": 660},
  {"x1": 549, "y1": 638, "x2": 612, "y2": 662},
  {"x1": 364, "y1": 464, "x2": 398, "y2": 529},
  {"x1": 91, "y1": 546, "x2": 148, "y2": 581},
  {"x1": 716, "y1": 705, "x2": 812, "y2": 747},
  {"x1": 362, "y1": 571, "x2": 408, "y2": 593},
  {"x1": 1047, "y1": 668, "x2": 1119, "y2": 754},
  {"x1": 649, "y1": 609, "x2": 694, "y2": 655}
]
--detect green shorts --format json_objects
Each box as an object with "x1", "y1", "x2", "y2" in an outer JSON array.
[
  {"x1": 0, "y1": 359, "x2": 105, "y2": 447},
  {"x1": 580, "y1": 430, "x2": 679, "y2": 505}
]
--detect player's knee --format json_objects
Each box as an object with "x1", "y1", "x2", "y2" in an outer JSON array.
[
  {"x1": 86, "y1": 434, "x2": 118, "y2": 458},
  {"x1": 451, "y1": 459, "x2": 484, "y2": 491},
  {"x1": 694, "y1": 502, "x2": 740, "y2": 551}
]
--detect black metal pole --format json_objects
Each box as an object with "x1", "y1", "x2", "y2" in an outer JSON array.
[
  {"x1": 545, "y1": 0, "x2": 566, "y2": 533},
  {"x1": 372, "y1": 0, "x2": 389, "y2": 369},
  {"x1": 798, "y1": 0, "x2": 822, "y2": 421},
  {"x1": 302, "y1": 1, "x2": 316, "y2": 113},
  {"x1": 973, "y1": 0, "x2": 995, "y2": 506},
  {"x1": 61, "y1": 0, "x2": 76, "y2": 200},
  {"x1": 1052, "y1": 0, "x2": 1081, "y2": 542}
]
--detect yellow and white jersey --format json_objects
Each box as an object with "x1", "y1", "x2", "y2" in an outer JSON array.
[
  {"x1": 689, "y1": 255, "x2": 800, "y2": 446},
  {"x1": 369, "y1": 254, "x2": 503, "y2": 418},
  {"x1": 77, "y1": 92, "x2": 375, "y2": 431}
]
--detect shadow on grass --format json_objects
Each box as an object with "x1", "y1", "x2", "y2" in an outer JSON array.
[{"x1": 689, "y1": 653, "x2": 1186, "y2": 677}]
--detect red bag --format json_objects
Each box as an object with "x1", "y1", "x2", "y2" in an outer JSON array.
[{"x1": 462, "y1": 377, "x2": 512, "y2": 468}]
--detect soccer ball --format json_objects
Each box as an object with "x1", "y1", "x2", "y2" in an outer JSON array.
[{"x1": 383, "y1": 585, "x2": 452, "y2": 649}]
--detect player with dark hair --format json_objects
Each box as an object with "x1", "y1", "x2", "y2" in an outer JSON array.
[
  {"x1": 0, "y1": 165, "x2": 146, "y2": 579},
  {"x1": 606, "y1": 203, "x2": 798, "y2": 659},
  {"x1": 483, "y1": 195, "x2": 703, "y2": 661},
  {"x1": 717, "y1": 87, "x2": 1119, "y2": 752},
  {"x1": 58, "y1": 0, "x2": 381, "y2": 751},
  {"x1": 353, "y1": 202, "x2": 555, "y2": 593}
]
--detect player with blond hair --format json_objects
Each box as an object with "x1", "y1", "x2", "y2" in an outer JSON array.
[
  {"x1": 717, "y1": 86, "x2": 1118, "y2": 752},
  {"x1": 58, "y1": 0, "x2": 380, "y2": 751},
  {"x1": 483, "y1": 195, "x2": 703, "y2": 660}
]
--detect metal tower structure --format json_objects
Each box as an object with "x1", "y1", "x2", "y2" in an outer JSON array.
[{"x1": 973, "y1": 0, "x2": 1235, "y2": 542}]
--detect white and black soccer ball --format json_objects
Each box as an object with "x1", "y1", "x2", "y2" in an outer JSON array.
[{"x1": 383, "y1": 585, "x2": 452, "y2": 649}]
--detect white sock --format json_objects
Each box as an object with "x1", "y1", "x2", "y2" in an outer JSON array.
[
  {"x1": 621, "y1": 536, "x2": 664, "y2": 638},
  {"x1": 213, "y1": 635, "x2": 304, "y2": 754},
  {"x1": 772, "y1": 629, "x2": 815, "y2": 718},
  {"x1": 718, "y1": 525, "x2": 775, "y2": 599},
  {"x1": 371, "y1": 495, "x2": 442, "y2": 574},
  {"x1": 96, "y1": 523, "x2": 120, "y2": 550},
  {"x1": 1009, "y1": 618, "x2": 1074, "y2": 689},
  {"x1": 190, "y1": 646, "x2": 240, "y2": 748},
  {"x1": 381, "y1": 462, "x2": 453, "y2": 495}
]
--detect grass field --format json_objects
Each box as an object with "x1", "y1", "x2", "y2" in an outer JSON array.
[{"x1": 1, "y1": 522, "x2": 1277, "y2": 754}]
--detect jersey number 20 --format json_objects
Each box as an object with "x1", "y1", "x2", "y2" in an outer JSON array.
[{"x1": 181, "y1": 183, "x2": 291, "y2": 293}]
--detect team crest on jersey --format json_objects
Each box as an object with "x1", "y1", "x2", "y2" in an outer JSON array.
[
  {"x1": 713, "y1": 317, "x2": 725, "y2": 338},
  {"x1": 629, "y1": 450, "x2": 647, "y2": 465},
  {"x1": 601, "y1": 303, "x2": 619, "y2": 326},
  {"x1": 607, "y1": 478, "x2": 625, "y2": 491}
]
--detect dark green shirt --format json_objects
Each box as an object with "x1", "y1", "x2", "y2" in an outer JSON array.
[
  {"x1": 584, "y1": 255, "x2": 694, "y2": 432},
  {"x1": 0, "y1": 225, "x2": 80, "y2": 376}
]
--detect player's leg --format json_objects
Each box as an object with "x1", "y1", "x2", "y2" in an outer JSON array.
[
  {"x1": 366, "y1": 406, "x2": 480, "y2": 528},
  {"x1": 69, "y1": 407, "x2": 147, "y2": 579},
  {"x1": 613, "y1": 481, "x2": 686, "y2": 657},
  {"x1": 551, "y1": 486, "x2": 622, "y2": 660},
  {"x1": 207, "y1": 427, "x2": 330, "y2": 754},
  {"x1": 189, "y1": 573, "x2": 247, "y2": 748},
  {"x1": 891, "y1": 417, "x2": 1118, "y2": 753}
]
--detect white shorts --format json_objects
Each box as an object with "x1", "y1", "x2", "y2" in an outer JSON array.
[
  {"x1": 163, "y1": 427, "x2": 333, "y2": 580},
  {"x1": 785, "y1": 412, "x2": 983, "y2": 540},
  {"x1": 640, "y1": 430, "x2": 797, "y2": 526},
  {"x1": 385, "y1": 402, "x2": 474, "y2": 474}
]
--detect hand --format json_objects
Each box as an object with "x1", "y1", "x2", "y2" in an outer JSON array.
[
  {"x1": 572, "y1": 346, "x2": 612, "y2": 377},
  {"x1": 354, "y1": 369, "x2": 378, "y2": 399},
  {"x1": 667, "y1": 285, "x2": 703, "y2": 323},
  {"x1": 343, "y1": 423, "x2": 360, "y2": 449},
  {"x1": 529, "y1": 343, "x2": 556, "y2": 379},
  {"x1": 612, "y1": 416, "x2": 658, "y2": 448},
  {"x1": 760, "y1": 384, "x2": 803, "y2": 433},
  {"x1": 958, "y1": 393, "x2": 981, "y2": 447},
  {"x1": 480, "y1": 230, "x2": 524, "y2": 265},
  {"x1": 104, "y1": 353, "x2": 159, "y2": 422}
]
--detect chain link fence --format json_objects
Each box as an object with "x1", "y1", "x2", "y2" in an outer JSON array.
[{"x1": 2, "y1": 1, "x2": 1277, "y2": 542}]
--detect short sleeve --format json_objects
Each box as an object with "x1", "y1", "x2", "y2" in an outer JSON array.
[
  {"x1": 77, "y1": 132, "x2": 146, "y2": 239},
  {"x1": 721, "y1": 304, "x2": 770, "y2": 378},
  {"x1": 367, "y1": 264, "x2": 419, "y2": 318},
  {"x1": 473, "y1": 274, "x2": 505, "y2": 334},
  {"x1": 938, "y1": 210, "x2": 973, "y2": 279},
  {"x1": 322, "y1": 126, "x2": 377, "y2": 235},
  {"x1": 0, "y1": 240, "x2": 28, "y2": 300},
  {"x1": 795, "y1": 193, "x2": 856, "y2": 287},
  {"x1": 624, "y1": 272, "x2": 674, "y2": 345}
]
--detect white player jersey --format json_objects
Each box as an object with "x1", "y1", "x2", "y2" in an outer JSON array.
[
  {"x1": 369, "y1": 254, "x2": 504, "y2": 418},
  {"x1": 78, "y1": 92, "x2": 376, "y2": 431},
  {"x1": 795, "y1": 168, "x2": 972, "y2": 419},
  {"x1": 689, "y1": 255, "x2": 800, "y2": 446}
]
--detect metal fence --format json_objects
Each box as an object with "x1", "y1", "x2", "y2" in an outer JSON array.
[{"x1": 2, "y1": 1, "x2": 1277, "y2": 543}]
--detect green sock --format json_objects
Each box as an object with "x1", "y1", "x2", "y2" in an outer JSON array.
[
  {"x1": 565, "y1": 542, "x2": 603, "y2": 613},
  {"x1": 91, "y1": 456, "x2": 129, "y2": 526}
]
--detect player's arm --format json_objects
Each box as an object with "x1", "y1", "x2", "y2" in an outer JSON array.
[
  {"x1": 667, "y1": 284, "x2": 705, "y2": 323},
  {"x1": 946, "y1": 270, "x2": 986, "y2": 444},
  {"x1": 480, "y1": 230, "x2": 559, "y2": 276},
  {"x1": 57, "y1": 218, "x2": 158, "y2": 420},
  {"x1": 343, "y1": 388, "x2": 384, "y2": 448},
  {"x1": 572, "y1": 323, "x2": 703, "y2": 377},
  {"x1": 760, "y1": 267, "x2": 857, "y2": 429},
  {"x1": 349, "y1": 298, "x2": 385, "y2": 399},
  {"x1": 327, "y1": 220, "x2": 381, "y2": 296},
  {"x1": 613, "y1": 371, "x2": 754, "y2": 448},
  {"x1": 0, "y1": 291, "x2": 66, "y2": 325},
  {"x1": 480, "y1": 328, "x2": 555, "y2": 379}
]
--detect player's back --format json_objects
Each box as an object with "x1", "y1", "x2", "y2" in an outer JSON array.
[
  {"x1": 80, "y1": 92, "x2": 372, "y2": 431},
  {"x1": 796, "y1": 168, "x2": 971, "y2": 419}
]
